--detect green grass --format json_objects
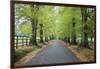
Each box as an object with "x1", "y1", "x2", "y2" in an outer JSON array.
[{"x1": 15, "y1": 47, "x2": 36, "y2": 63}]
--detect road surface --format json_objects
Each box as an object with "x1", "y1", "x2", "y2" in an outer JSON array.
[{"x1": 26, "y1": 40, "x2": 79, "y2": 65}]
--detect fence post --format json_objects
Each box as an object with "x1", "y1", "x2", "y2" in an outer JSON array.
[
  {"x1": 28, "y1": 38, "x2": 30, "y2": 46},
  {"x1": 16, "y1": 36, "x2": 18, "y2": 48},
  {"x1": 26, "y1": 37, "x2": 27, "y2": 46},
  {"x1": 22, "y1": 36, "x2": 24, "y2": 48},
  {"x1": 27, "y1": 37, "x2": 29, "y2": 46}
]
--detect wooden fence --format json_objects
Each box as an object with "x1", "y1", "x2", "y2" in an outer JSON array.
[{"x1": 14, "y1": 35, "x2": 31, "y2": 48}]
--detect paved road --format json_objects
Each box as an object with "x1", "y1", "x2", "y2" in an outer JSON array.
[{"x1": 26, "y1": 40, "x2": 79, "y2": 65}]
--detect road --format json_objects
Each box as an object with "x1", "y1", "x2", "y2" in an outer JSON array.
[{"x1": 26, "y1": 40, "x2": 79, "y2": 65}]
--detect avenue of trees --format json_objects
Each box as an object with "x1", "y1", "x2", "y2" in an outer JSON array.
[{"x1": 15, "y1": 3, "x2": 95, "y2": 49}]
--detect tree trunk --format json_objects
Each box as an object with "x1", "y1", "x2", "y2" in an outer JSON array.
[
  {"x1": 67, "y1": 36, "x2": 70, "y2": 43},
  {"x1": 45, "y1": 36, "x2": 48, "y2": 42},
  {"x1": 39, "y1": 24, "x2": 43, "y2": 43},
  {"x1": 90, "y1": 36, "x2": 93, "y2": 44},
  {"x1": 31, "y1": 18, "x2": 37, "y2": 45}
]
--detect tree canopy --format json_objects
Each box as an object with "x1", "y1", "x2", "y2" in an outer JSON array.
[{"x1": 15, "y1": 3, "x2": 95, "y2": 48}]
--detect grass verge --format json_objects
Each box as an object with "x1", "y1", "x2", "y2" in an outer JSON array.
[
  {"x1": 14, "y1": 44, "x2": 47, "y2": 66},
  {"x1": 15, "y1": 46, "x2": 37, "y2": 63}
]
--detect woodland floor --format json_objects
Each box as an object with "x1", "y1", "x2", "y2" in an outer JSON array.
[{"x1": 66, "y1": 44, "x2": 95, "y2": 62}]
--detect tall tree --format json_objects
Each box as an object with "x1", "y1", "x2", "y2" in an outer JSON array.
[
  {"x1": 30, "y1": 4, "x2": 39, "y2": 45},
  {"x1": 71, "y1": 17, "x2": 77, "y2": 44},
  {"x1": 81, "y1": 8, "x2": 89, "y2": 48}
]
